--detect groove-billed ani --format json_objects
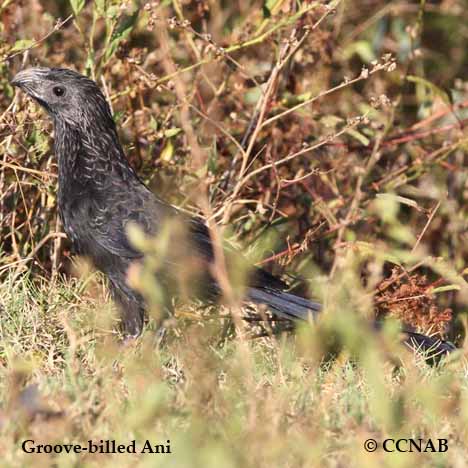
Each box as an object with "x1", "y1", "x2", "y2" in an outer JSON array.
[{"x1": 11, "y1": 67, "x2": 455, "y2": 359}]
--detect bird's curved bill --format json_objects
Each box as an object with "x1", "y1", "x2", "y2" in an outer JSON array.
[
  {"x1": 11, "y1": 68, "x2": 53, "y2": 110},
  {"x1": 11, "y1": 67, "x2": 50, "y2": 89}
]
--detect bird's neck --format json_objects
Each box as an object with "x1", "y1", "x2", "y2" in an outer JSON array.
[{"x1": 53, "y1": 118, "x2": 139, "y2": 197}]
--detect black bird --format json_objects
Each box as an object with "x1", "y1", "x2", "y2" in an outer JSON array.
[{"x1": 11, "y1": 67, "x2": 455, "y2": 359}]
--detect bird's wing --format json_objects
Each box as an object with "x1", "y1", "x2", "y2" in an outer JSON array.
[
  {"x1": 88, "y1": 212, "x2": 144, "y2": 259},
  {"x1": 83, "y1": 184, "x2": 213, "y2": 263},
  {"x1": 81, "y1": 184, "x2": 162, "y2": 260},
  {"x1": 81, "y1": 182, "x2": 294, "y2": 294}
]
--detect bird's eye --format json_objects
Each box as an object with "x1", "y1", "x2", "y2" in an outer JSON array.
[{"x1": 52, "y1": 86, "x2": 66, "y2": 97}]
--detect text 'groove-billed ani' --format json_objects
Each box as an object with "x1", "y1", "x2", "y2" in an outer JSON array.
[{"x1": 11, "y1": 67, "x2": 455, "y2": 359}]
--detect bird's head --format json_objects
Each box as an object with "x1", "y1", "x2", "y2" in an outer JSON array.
[{"x1": 11, "y1": 67, "x2": 114, "y2": 129}]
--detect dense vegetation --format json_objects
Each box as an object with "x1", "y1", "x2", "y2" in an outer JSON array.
[{"x1": 0, "y1": 1, "x2": 467, "y2": 466}]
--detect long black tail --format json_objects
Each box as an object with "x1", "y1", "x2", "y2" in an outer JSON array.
[
  {"x1": 247, "y1": 287, "x2": 321, "y2": 321},
  {"x1": 247, "y1": 286, "x2": 456, "y2": 362},
  {"x1": 403, "y1": 330, "x2": 457, "y2": 362}
]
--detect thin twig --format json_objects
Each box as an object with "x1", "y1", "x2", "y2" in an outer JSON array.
[
  {"x1": 411, "y1": 200, "x2": 441, "y2": 254},
  {"x1": 5, "y1": 15, "x2": 73, "y2": 61}
]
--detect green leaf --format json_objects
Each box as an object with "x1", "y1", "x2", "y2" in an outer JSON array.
[
  {"x1": 106, "y1": 5, "x2": 120, "y2": 19},
  {"x1": 70, "y1": 0, "x2": 85, "y2": 16},
  {"x1": 345, "y1": 128, "x2": 370, "y2": 146},
  {"x1": 163, "y1": 128, "x2": 181, "y2": 138},
  {"x1": 262, "y1": 0, "x2": 280, "y2": 18},
  {"x1": 407, "y1": 75, "x2": 451, "y2": 106},
  {"x1": 104, "y1": 11, "x2": 139, "y2": 63},
  {"x1": 388, "y1": 224, "x2": 416, "y2": 245},
  {"x1": 208, "y1": 139, "x2": 218, "y2": 173},
  {"x1": 376, "y1": 193, "x2": 420, "y2": 210},
  {"x1": 11, "y1": 39, "x2": 35, "y2": 52},
  {"x1": 342, "y1": 40, "x2": 376, "y2": 62},
  {"x1": 244, "y1": 88, "x2": 262, "y2": 105},
  {"x1": 113, "y1": 110, "x2": 125, "y2": 124},
  {"x1": 94, "y1": 0, "x2": 106, "y2": 15},
  {"x1": 149, "y1": 117, "x2": 159, "y2": 131},
  {"x1": 160, "y1": 140, "x2": 174, "y2": 162},
  {"x1": 320, "y1": 115, "x2": 344, "y2": 128},
  {"x1": 431, "y1": 285, "x2": 461, "y2": 294}
]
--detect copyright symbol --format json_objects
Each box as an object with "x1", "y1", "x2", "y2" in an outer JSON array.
[{"x1": 364, "y1": 439, "x2": 377, "y2": 452}]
